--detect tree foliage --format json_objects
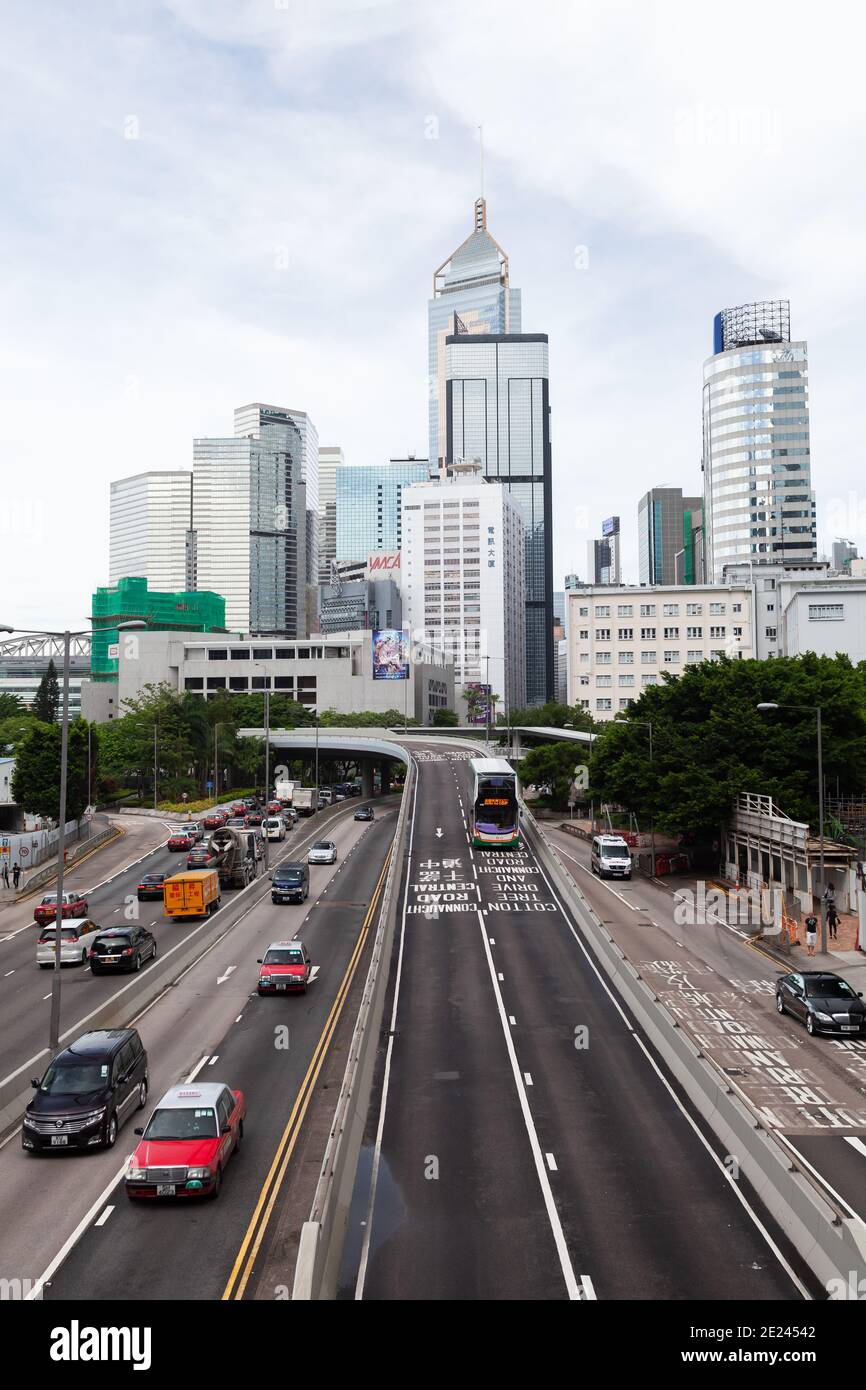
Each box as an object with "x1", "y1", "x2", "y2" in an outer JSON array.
[
  {"x1": 518, "y1": 741, "x2": 588, "y2": 807},
  {"x1": 590, "y1": 654, "x2": 866, "y2": 838},
  {"x1": 431, "y1": 708, "x2": 458, "y2": 726},
  {"x1": 0, "y1": 692, "x2": 24, "y2": 720},
  {"x1": 505, "y1": 701, "x2": 595, "y2": 732},
  {"x1": 12, "y1": 717, "x2": 89, "y2": 821},
  {"x1": 32, "y1": 659, "x2": 60, "y2": 723}
]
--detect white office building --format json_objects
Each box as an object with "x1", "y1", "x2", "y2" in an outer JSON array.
[
  {"x1": 109, "y1": 471, "x2": 192, "y2": 590},
  {"x1": 567, "y1": 583, "x2": 754, "y2": 719},
  {"x1": 401, "y1": 462, "x2": 526, "y2": 715},
  {"x1": 703, "y1": 300, "x2": 816, "y2": 583},
  {"x1": 724, "y1": 559, "x2": 866, "y2": 662},
  {"x1": 317, "y1": 445, "x2": 344, "y2": 582}
]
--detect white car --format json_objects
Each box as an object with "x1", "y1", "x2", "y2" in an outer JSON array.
[
  {"x1": 308, "y1": 841, "x2": 337, "y2": 865},
  {"x1": 37, "y1": 918, "x2": 102, "y2": 968},
  {"x1": 262, "y1": 817, "x2": 286, "y2": 842}
]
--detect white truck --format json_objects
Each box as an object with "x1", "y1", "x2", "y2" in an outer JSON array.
[
  {"x1": 292, "y1": 787, "x2": 316, "y2": 817},
  {"x1": 274, "y1": 779, "x2": 296, "y2": 806}
]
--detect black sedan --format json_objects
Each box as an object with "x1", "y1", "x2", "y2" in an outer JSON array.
[
  {"x1": 775, "y1": 971, "x2": 866, "y2": 1036},
  {"x1": 90, "y1": 927, "x2": 157, "y2": 974},
  {"x1": 136, "y1": 873, "x2": 166, "y2": 901},
  {"x1": 354, "y1": 806, "x2": 374, "y2": 822}
]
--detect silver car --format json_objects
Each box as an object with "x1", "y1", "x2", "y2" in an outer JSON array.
[
  {"x1": 308, "y1": 841, "x2": 337, "y2": 865},
  {"x1": 37, "y1": 918, "x2": 102, "y2": 968}
]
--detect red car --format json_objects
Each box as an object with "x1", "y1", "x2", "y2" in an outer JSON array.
[
  {"x1": 34, "y1": 892, "x2": 89, "y2": 927},
  {"x1": 202, "y1": 812, "x2": 225, "y2": 830},
  {"x1": 267, "y1": 800, "x2": 282, "y2": 816},
  {"x1": 245, "y1": 811, "x2": 263, "y2": 827},
  {"x1": 231, "y1": 801, "x2": 246, "y2": 816},
  {"x1": 167, "y1": 830, "x2": 194, "y2": 851},
  {"x1": 125, "y1": 1082, "x2": 245, "y2": 1200},
  {"x1": 257, "y1": 939, "x2": 312, "y2": 995}
]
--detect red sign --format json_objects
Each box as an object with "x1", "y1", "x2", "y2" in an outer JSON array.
[{"x1": 367, "y1": 552, "x2": 401, "y2": 575}]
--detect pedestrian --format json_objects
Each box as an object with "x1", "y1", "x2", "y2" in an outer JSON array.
[
  {"x1": 1, "y1": 860, "x2": 8, "y2": 889},
  {"x1": 804, "y1": 912, "x2": 818, "y2": 957},
  {"x1": 12, "y1": 862, "x2": 20, "y2": 889},
  {"x1": 827, "y1": 902, "x2": 840, "y2": 941}
]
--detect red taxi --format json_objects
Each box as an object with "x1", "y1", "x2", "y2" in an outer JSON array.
[
  {"x1": 231, "y1": 801, "x2": 246, "y2": 816},
  {"x1": 167, "y1": 829, "x2": 194, "y2": 851},
  {"x1": 34, "y1": 892, "x2": 89, "y2": 927},
  {"x1": 267, "y1": 800, "x2": 282, "y2": 816},
  {"x1": 202, "y1": 811, "x2": 226, "y2": 830},
  {"x1": 125, "y1": 1082, "x2": 245, "y2": 1200},
  {"x1": 257, "y1": 939, "x2": 312, "y2": 995}
]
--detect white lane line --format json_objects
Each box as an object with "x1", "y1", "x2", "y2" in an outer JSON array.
[
  {"x1": 355, "y1": 763, "x2": 418, "y2": 1301},
  {"x1": 475, "y1": 909, "x2": 587, "y2": 1300},
  {"x1": 26, "y1": 1157, "x2": 130, "y2": 1299},
  {"x1": 235, "y1": 1015, "x2": 243, "y2": 1023},
  {"x1": 564, "y1": 853, "x2": 641, "y2": 911},
  {"x1": 545, "y1": 1152, "x2": 557, "y2": 1172},
  {"x1": 581, "y1": 1274, "x2": 596, "y2": 1299},
  {"x1": 208, "y1": 1055, "x2": 219, "y2": 1066},
  {"x1": 0, "y1": 923, "x2": 35, "y2": 942},
  {"x1": 4, "y1": 969, "x2": 14, "y2": 977},
  {"x1": 498, "y1": 972, "x2": 504, "y2": 981},
  {"x1": 508, "y1": 1015, "x2": 516, "y2": 1026},
  {"x1": 42, "y1": 993, "x2": 51, "y2": 1001},
  {"x1": 186, "y1": 1055, "x2": 210, "y2": 1082},
  {"x1": 524, "y1": 1072, "x2": 533, "y2": 1086},
  {"x1": 632, "y1": 1034, "x2": 811, "y2": 1298},
  {"x1": 95, "y1": 1206, "x2": 114, "y2": 1227},
  {"x1": 216, "y1": 965, "x2": 237, "y2": 985},
  {"x1": 845, "y1": 1135, "x2": 866, "y2": 1163}
]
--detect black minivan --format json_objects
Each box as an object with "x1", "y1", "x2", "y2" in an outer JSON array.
[
  {"x1": 22, "y1": 1029, "x2": 149, "y2": 1153},
  {"x1": 271, "y1": 862, "x2": 309, "y2": 904}
]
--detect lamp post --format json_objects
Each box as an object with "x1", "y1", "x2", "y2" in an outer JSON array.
[
  {"x1": 0, "y1": 619, "x2": 145, "y2": 1051},
  {"x1": 263, "y1": 685, "x2": 271, "y2": 870},
  {"x1": 757, "y1": 702, "x2": 826, "y2": 954}
]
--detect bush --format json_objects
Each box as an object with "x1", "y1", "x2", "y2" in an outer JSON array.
[{"x1": 156, "y1": 785, "x2": 259, "y2": 814}]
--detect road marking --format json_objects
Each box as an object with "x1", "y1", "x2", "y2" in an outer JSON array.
[
  {"x1": 4, "y1": 969, "x2": 13, "y2": 977},
  {"x1": 489, "y1": 936, "x2": 495, "y2": 944},
  {"x1": 208, "y1": 1055, "x2": 219, "y2": 1066},
  {"x1": 224, "y1": 842, "x2": 393, "y2": 1302},
  {"x1": 95, "y1": 1206, "x2": 114, "y2": 1227},
  {"x1": 508, "y1": 1015, "x2": 516, "y2": 1026},
  {"x1": 217, "y1": 966, "x2": 237, "y2": 985},
  {"x1": 545, "y1": 1152, "x2": 557, "y2": 1171},
  {"x1": 309, "y1": 965, "x2": 321, "y2": 983},
  {"x1": 42, "y1": 993, "x2": 51, "y2": 1001},
  {"x1": 498, "y1": 972, "x2": 504, "y2": 981},
  {"x1": 524, "y1": 1072, "x2": 533, "y2": 1086},
  {"x1": 186, "y1": 1055, "x2": 210, "y2": 1082},
  {"x1": 355, "y1": 766, "x2": 419, "y2": 1301},
  {"x1": 845, "y1": 1135, "x2": 866, "y2": 1162},
  {"x1": 475, "y1": 908, "x2": 587, "y2": 1300},
  {"x1": 235, "y1": 1015, "x2": 243, "y2": 1023},
  {"x1": 26, "y1": 1157, "x2": 130, "y2": 1299}
]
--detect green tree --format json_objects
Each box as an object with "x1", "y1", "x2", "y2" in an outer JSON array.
[
  {"x1": 590, "y1": 653, "x2": 866, "y2": 839},
  {"x1": 0, "y1": 713, "x2": 42, "y2": 751},
  {"x1": 0, "y1": 692, "x2": 24, "y2": 720},
  {"x1": 431, "y1": 708, "x2": 458, "y2": 726},
  {"x1": 518, "y1": 742, "x2": 589, "y2": 808},
  {"x1": 32, "y1": 659, "x2": 60, "y2": 723},
  {"x1": 506, "y1": 701, "x2": 594, "y2": 732},
  {"x1": 12, "y1": 717, "x2": 89, "y2": 822}
]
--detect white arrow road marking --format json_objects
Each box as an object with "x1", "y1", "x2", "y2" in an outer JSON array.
[
  {"x1": 217, "y1": 966, "x2": 237, "y2": 985},
  {"x1": 435, "y1": 828, "x2": 443, "y2": 838},
  {"x1": 309, "y1": 965, "x2": 320, "y2": 983}
]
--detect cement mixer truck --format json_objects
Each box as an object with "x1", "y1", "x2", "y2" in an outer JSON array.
[{"x1": 208, "y1": 826, "x2": 259, "y2": 889}]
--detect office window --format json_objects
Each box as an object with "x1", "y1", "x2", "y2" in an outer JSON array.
[
  {"x1": 640, "y1": 627, "x2": 656, "y2": 640},
  {"x1": 595, "y1": 605, "x2": 611, "y2": 618},
  {"x1": 686, "y1": 650, "x2": 703, "y2": 663},
  {"x1": 596, "y1": 651, "x2": 611, "y2": 665},
  {"x1": 808, "y1": 604, "x2": 844, "y2": 621},
  {"x1": 618, "y1": 628, "x2": 634, "y2": 641},
  {"x1": 579, "y1": 629, "x2": 589, "y2": 640},
  {"x1": 618, "y1": 698, "x2": 632, "y2": 710},
  {"x1": 663, "y1": 650, "x2": 680, "y2": 663},
  {"x1": 617, "y1": 605, "x2": 633, "y2": 618},
  {"x1": 686, "y1": 604, "x2": 703, "y2": 616},
  {"x1": 596, "y1": 698, "x2": 612, "y2": 712},
  {"x1": 595, "y1": 628, "x2": 611, "y2": 641},
  {"x1": 663, "y1": 626, "x2": 679, "y2": 639},
  {"x1": 618, "y1": 651, "x2": 634, "y2": 665},
  {"x1": 641, "y1": 674, "x2": 658, "y2": 686},
  {"x1": 663, "y1": 603, "x2": 679, "y2": 617},
  {"x1": 619, "y1": 673, "x2": 635, "y2": 687},
  {"x1": 230, "y1": 648, "x2": 250, "y2": 661},
  {"x1": 709, "y1": 602, "x2": 726, "y2": 615},
  {"x1": 640, "y1": 604, "x2": 656, "y2": 617},
  {"x1": 686, "y1": 626, "x2": 702, "y2": 639},
  {"x1": 710, "y1": 626, "x2": 726, "y2": 639},
  {"x1": 596, "y1": 674, "x2": 612, "y2": 687},
  {"x1": 641, "y1": 650, "x2": 657, "y2": 663}
]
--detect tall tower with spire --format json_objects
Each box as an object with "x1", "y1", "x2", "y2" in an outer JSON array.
[{"x1": 427, "y1": 198, "x2": 521, "y2": 470}]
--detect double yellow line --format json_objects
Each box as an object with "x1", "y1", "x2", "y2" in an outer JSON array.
[{"x1": 221, "y1": 846, "x2": 392, "y2": 1301}]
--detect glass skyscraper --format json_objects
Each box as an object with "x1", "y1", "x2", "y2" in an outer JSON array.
[
  {"x1": 234, "y1": 403, "x2": 319, "y2": 591},
  {"x1": 637, "y1": 489, "x2": 703, "y2": 586},
  {"x1": 446, "y1": 333, "x2": 553, "y2": 704},
  {"x1": 336, "y1": 459, "x2": 429, "y2": 564},
  {"x1": 703, "y1": 301, "x2": 816, "y2": 582},
  {"x1": 428, "y1": 198, "x2": 521, "y2": 470}
]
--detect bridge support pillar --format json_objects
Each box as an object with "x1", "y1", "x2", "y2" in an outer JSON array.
[{"x1": 361, "y1": 763, "x2": 374, "y2": 799}]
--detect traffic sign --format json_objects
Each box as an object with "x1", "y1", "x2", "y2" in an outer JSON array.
[
  {"x1": 19, "y1": 846, "x2": 29, "y2": 858},
  {"x1": 84, "y1": 811, "x2": 94, "y2": 822}
]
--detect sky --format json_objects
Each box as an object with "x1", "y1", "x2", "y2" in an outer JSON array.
[{"x1": 2, "y1": 0, "x2": 865, "y2": 630}]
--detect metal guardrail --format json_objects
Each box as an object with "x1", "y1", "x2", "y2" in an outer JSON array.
[{"x1": 523, "y1": 807, "x2": 866, "y2": 1295}]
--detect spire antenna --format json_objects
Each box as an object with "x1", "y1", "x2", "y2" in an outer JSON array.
[{"x1": 478, "y1": 124, "x2": 484, "y2": 198}]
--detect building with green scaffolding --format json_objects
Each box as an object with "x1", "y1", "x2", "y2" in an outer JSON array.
[{"x1": 90, "y1": 577, "x2": 227, "y2": 682}]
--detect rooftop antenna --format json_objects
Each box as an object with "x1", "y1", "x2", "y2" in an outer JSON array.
[
  {"x1": 475, "y1": 125, "x2": 487, "y2": 231},
  {"x1": 478, "y1": 124, "x2": 484, "y2": 198}
]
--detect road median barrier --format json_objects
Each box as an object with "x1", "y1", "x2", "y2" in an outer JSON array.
[{"x1": 523, "y1": 804, "x2": 866, "y2": 1295}]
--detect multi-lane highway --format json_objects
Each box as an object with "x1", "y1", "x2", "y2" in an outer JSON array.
[
  {"x1": 342, "y1": 747, "x2": 815, "y2": 1301},
  {"x1": 0, "y1": 796, "x2": 396, "y2": 1301}
]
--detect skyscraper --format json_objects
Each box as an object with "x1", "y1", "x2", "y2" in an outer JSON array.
[
  {"x1": 446, "y1": 332, "x2": 553, "y2": 704},
  {"x1": 638, "y1": 488, "x2": 703, "y2": 586},
  {"x1": 317, "y1": 445, "x2": 344, "y2": 582},
  {"x1": 336, "y1": 459, "x2": 429, "y2": 564},
  {"x1": 234, "y1": 404, "x2": 319, "y2": 591},
  {"x1": 428, "y1": 198, "x2": 521, "y2": 470},
  {"x1": 703, "y1": 301, "x2": 816, "y2": 582},
  {"x1": 831, "y1": 538, "x2": 858, "y2": 572},
  {"x1": 109, "y1": 471, "x2": 192, "y2": 591},
  {"x1": 587, "y1": 517, "x2": 621, "y2": 585},
  {"x1": 193, "y1": 413, "x2": 306, "y2": 634}
]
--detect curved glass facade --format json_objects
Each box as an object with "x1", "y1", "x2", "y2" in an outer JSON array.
[{"x1": 702, "y1": 339, "x2": 816, "y2": 582}]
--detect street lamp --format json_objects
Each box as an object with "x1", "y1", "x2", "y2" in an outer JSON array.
[
  {"x1": 253, "y1": 667, "x2": 272, "y2": 871},
  {"x1": 757, "y1": 701, "x2": 826, "y2": 954},
  {"x1": 615, "y1": 714, "x2": 655, "y2": 878},
  {"x1": 0, "y1": 620, "x2": 145, "y2": 1051}
]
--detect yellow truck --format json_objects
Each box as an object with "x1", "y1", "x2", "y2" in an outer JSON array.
[{"x1": 163, "y1": 869, "x2": 221, "y2": 920}]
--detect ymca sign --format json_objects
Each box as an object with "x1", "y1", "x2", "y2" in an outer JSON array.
[{"x1": 366, "y1": 552, "x2": 401, "y2": 578}]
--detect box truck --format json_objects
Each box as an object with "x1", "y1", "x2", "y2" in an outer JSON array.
[{"x1": 163, "y1": 869, "x2": 221, "y2": 919}]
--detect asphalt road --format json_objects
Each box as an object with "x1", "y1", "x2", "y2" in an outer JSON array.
[
  {"x1": 346, "y1": 751, "x2": 811, "y2": 1301},
  {"x1": 0, "y1": 800, "x2": 395, "y2": 1299}
]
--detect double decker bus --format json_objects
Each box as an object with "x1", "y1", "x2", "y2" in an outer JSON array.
[{"x1": 469, "y1": 758, "x2": 520, "y2": 849}]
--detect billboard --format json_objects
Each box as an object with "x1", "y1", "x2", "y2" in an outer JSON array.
[
  {"x1": 464, "y1": 682, "x2": 492, "y2": 725},
  {"x1": 372, "y1": 629, "x2": 409, "y2": 680},
  {"x1": 602, "y1": 516, "x2": 619, "y2": 537},
  {"x1": 366, "y1": 552, "x2": 401, "y2": 579}
]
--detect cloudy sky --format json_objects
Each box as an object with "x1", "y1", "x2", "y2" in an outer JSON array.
[{"x1": 2, "y1": 0, "x2": 864, "y2": 630}]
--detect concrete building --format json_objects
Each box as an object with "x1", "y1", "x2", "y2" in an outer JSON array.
[
  {"x1": 428, "y1": 197, "x2": 521, "y2": 471},
  {"x1": 89, "y1": 576, "x2": 226, "y2": 682},
  {"x1": 401, "y1": 462, "x2": 526, "y2": 715},
  {"x1": 703, "y1": 300, "x2": 816, "y2": 582},
  {"x1": 446, "y1": 332, "x2": 552, "y2": 704},
  {"x1": 234, "y1": 404, "x2": 319, "y2": 591},
  {"x1": 109, "y1": 471, "x2": 192, "y2": 591},
  {"x1": 831, "y1": 538, "x2": 859, "y2": 574},
  {"x1": 336, "y1": 459, "x2": 429, "y2": 565},
  {"x1": 638, "y1": 488, "x2": 703, "y2": 586},
  {"x1": 81, "y1": 629, "x2": 454, "y2": 726},
  {"x1": 567, "y1": 582, "x2": 754, "y2": 720},
  {"x1": 587, "y1": 517, "x2": 621, "y2": 585},
  {"x1": 317, "y1": 554, "x2": 403, "y2": 636},
  {"x1": 724, "y1": 559, "x2": 866, "y2": 662}
]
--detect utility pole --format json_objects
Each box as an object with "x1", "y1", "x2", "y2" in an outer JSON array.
[
  {"x1": 817, "y1": 705, "x2": 826, "y2": 955},
  {"x1": 153, "y1": 724, "x2": 158, "y2": 810},
  {"x1": 263, "y1": 687, "x2": 271, "y2": 871},
  {"x1": 49, "y1": 631, "x2": 71, "y2": 1052}
]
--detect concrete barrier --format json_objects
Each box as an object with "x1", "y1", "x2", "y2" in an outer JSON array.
[{"x1": 522, "y1": 807, "x2": 866, "y2": 1295}]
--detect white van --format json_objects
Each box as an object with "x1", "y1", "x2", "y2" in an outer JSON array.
[
  {"x1": 591, "y1": 835, "x2": 632, "y2": 880},
  {"x1": 262, "y1": 817, "x2": 286, "y2": 842}
]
